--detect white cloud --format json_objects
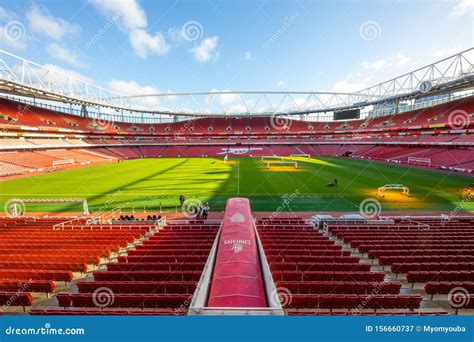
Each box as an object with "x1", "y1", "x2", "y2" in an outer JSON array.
[
  {"x1": 361, "y1": 59, "x2": 388, "y2": 71},
  {"x1": 206, "y1": 89, "x2": 239, "y2": 106},
  {"x1": 276, "y1": 80, "x2": 285, "y2": 87},
  {"x1": 361, "y1": 53, "x2": 410, "y2": 71},
  {"x1": 107, "y1": 79, "x2": 161, "y2": 105},
  {"x1": 190, "y1": 36, "x2": 219, "y2": 63},
  {"x1": 107, "y1": 79, "x2": 160, "y2": 95},
  {"x1": 451, "y1": 0, "x2": 474, "y2": 16},
  {"x1": 90, "y1": 0, "x2": 169, "y2": 58},
  {"x1": 90, "y1": 0, "x2": 147, "y2": 30},
  {"x1": 46, "y1": 43, "x2": 87, "y2": 68},
  {"x1": 128, "y1": 29, "x2": 169, "y2": 58},
  {"x1": 167, "y1": 26, "x2": 186, "y2": 43},
  {"x1": 393, "y1": 52, "x2": 410, "y2": 66},
  {"x1": 244, "y1": 51, "x2": 252, "y2": 60},
  {"x1": 26, "y1": 4, "x2": 80, "y2": 41}
]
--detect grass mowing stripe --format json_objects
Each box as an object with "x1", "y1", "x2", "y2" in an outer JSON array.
[{"x1": 0, "y1": 156, "x2": 472, "y2": 213}]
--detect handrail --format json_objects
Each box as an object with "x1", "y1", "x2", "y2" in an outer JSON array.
[
  {"x1": 86, "y1": 205, "x2": 123, "y2": 225},
  {"x1": 52, "y1": 215, "x2": 87, "y2": 230}
]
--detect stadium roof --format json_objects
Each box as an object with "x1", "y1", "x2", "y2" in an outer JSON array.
[{"x1": 0, "y1": 48, "x2": 473, "y2": 117}]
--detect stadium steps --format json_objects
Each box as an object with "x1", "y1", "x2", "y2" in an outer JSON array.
[
  {"x1": 453, "y1": 157, "x2": 474, "y2": 167},
  {"x1": 156, "y1": 145, "x2": 169, "y2": 157},
  {"x1": 103, "y1": 147, "x2": 127, "y2": 158},
  {"x1": 0, "y1": 158, "x2": 35, "y2": 171},
  {"x1": 352, "y1": 144, "x2": 379, "y2": 157},
  {"x1": 137, "y1": 146, "x2": 145, "y2": 158},
  {"x1": 294, "y1": 147, "x2": 308, "y2": 155},
  {"x1": 209, "y1": 117, "x2": 215, "y2": 131}
]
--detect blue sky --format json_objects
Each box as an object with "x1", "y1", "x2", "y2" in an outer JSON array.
[{"x1": 0, "y1": 0, "x2": 472, "y2": 96}]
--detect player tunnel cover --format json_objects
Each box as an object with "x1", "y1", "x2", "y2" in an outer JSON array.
[{"x1": 207, "y1": 198, "x2": 268, "y2": 307}]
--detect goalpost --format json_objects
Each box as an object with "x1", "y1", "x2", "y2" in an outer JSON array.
[
  {"x1": 52, "y1": 159, "x2": 75, "y2": 168},
  {"x1": 407, "y1": 157, "x2": 431, "y2": 167},
  {"x1": 6, "y1": 198, "x2": 90, "y2": 219},
  {"x1": 377, "y1": 184, "x2": 410, "y2": 197},
  {"x1": 266, "y1": 161, "x2": 298, "y2": 169}
]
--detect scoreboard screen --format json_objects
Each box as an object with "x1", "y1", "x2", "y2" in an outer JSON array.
[{"x1": 334, "y1": 109, "x2": 360, "y2": 120}]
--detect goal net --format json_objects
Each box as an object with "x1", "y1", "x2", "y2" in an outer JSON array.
[
  {"x1": 377, "y1": 184, "x2": 410, "y2": 197},
  {"x1": 407, "y1": 157, "x2": 431, "y2": 167},
  {"x1": 52, "y1": 159, "x2": 75, "y2": 168}
]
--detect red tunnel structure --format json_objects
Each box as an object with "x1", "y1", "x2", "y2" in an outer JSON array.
[{"x1": 207, "y1": 198, "x2": 268, "y2": 308}]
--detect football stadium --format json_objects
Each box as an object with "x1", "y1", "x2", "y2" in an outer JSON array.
[{"x1": 0, "y1": 0, "x2": 473, "y2": 341}]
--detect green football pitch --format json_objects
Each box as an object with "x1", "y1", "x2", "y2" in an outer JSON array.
[{"x1": 0, "y1": 156, "x2": 472, "y2": 213}]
